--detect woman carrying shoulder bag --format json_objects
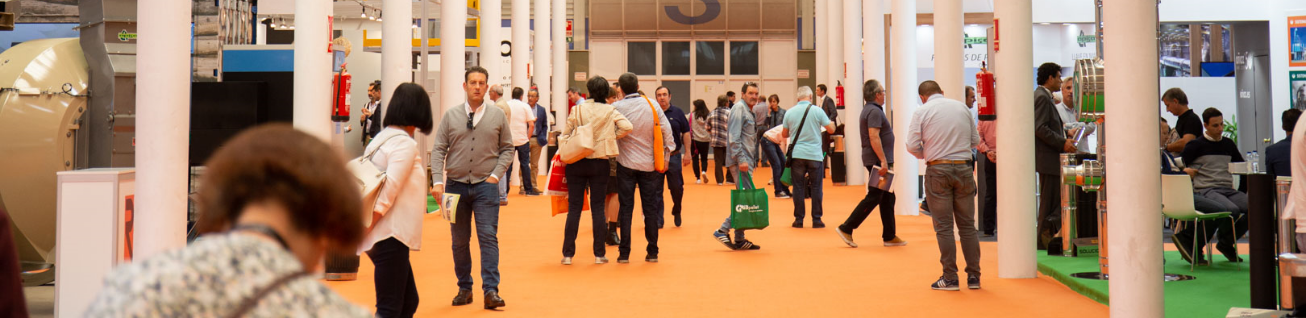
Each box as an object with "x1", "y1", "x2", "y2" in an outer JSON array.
[
  {"x1": 557, "y1": 76, "x2": 633, "y2": 265},
  {"x1": 360, "y1": 83, "x2": 434, "y2": 318}
]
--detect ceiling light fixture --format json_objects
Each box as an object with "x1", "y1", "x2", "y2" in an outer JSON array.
[{"x1": 361, "y1": 5, "x2": 367, "y2": 18}]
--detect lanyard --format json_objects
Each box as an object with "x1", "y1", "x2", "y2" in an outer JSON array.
[{"x1": 232, "y1": 223, "x2": 291, "y2": 250}]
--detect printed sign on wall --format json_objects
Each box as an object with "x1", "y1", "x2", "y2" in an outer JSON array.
[{"x1": 1290, "y1": 16, "x2": 1306, "y2": 67}]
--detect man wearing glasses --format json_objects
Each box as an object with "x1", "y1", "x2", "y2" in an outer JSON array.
[{"x1": 430, "y1": 66, "x2": 516, "y2": 309}]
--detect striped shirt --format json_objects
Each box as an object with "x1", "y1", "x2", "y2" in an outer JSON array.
[{"x1": 707, "y1": 106, "x2": 731, "y2": 147}]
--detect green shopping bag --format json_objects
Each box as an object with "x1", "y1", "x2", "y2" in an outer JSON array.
[
  {"x1": 730, "y1": 174, "x2": 770, "y2": 230},
  {"x1": 780, "y1": 167, "x2": 792, "y2": 187}
]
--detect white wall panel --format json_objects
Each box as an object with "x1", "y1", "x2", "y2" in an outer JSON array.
[
  {"x1": 761, "y1": 39, "x2": 797, "y2": 78},
  {"x1": 590, "y1": 40, "x2": 625, "y2": 79}
]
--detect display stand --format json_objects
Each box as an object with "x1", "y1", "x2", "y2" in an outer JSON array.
[{"x1": 55, "y1": 168, "x2": 135, "y2": 317}]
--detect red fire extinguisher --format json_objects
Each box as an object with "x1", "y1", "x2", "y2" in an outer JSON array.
[
  {"x1": 834, "y1": 81, "x2": 845, "y2": 108},
  {"x1": 332, "y1": 64, "x2": 352, "y2": 122},
  {"x1": 976, "y1": 62, "x2": 996, "y2": 121}
]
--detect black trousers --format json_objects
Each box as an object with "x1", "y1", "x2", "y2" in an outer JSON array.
[
  {"x1": 616, "y1": 164, "x2": 663, "y2": 258},
  {"x1": 712, "y1": 146, "x2": 733, "y2": 183},
  {"x1": 692, "y1": 141, "x2": 710, "y2": 180},
  {"x1": 367, "y1": 238, "x2": 418, "y2": 318},
  {"x1": 563, "y1": 158, "x2": 609, "y2": 258},
  {"x1": 1036, "y1": 172, "x2": 1061, "y2": 248},
  {"x1": 979, "y1": 156, "x2": 997, "y2": 234},
  {"x1": 840, "y1": 166, "x2": 897, "y2": 241}
]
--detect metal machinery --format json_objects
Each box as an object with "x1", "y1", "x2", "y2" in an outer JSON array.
[{"x1": 1061, "y1": 59, "x2": 1107, "y2": 278}]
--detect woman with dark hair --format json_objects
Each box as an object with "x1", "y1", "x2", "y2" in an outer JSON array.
[
  {"x1": 86, "y1": 125, "x2": 370, "y2": 317},
  {"x1": 690, "y1": 99, "x2": 712, "y2": 184},
  {"x1": 557, "y1": 76, "x2": 632, "y2": 265},
  {"x1": 361, "y1": 82, "x2": 434, "y2": 318}
]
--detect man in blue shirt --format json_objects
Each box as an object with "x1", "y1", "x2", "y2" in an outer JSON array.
[
  {"x1": 782, "y1": 86, "x2": 836, "y2": 229},
  {"x1": 655, "y1": 86, "x2": 691, "y2": 228},
  {"x1": 1266, "y1": 109, "x2": 1301, "y2": 177},
  {"x1": 713, "y1": 83, "x2": 765, "y2": 250},
  {"x1": 529, "y1": 89, "x2": 549, "y2": 192}
]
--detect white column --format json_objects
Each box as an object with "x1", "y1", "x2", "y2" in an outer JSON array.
[
  {"x1": 1105, "y1": 0, "x2": 1163, "y2": 315},
  {"x1": 534, "y1": 0, "x2": 552, "y2": 105},
  {"x1": 382, "y1": 0, "x2": 412, "y2": 118},
  {"x1": 994, "y1": 0, "x2": 1037, "y2": 278},
  {"x1": 815, "y1": 0, "x2": 827, "y2": 89},
  {"x1": 512, "y1": 0, "x2": 530, "y2": 91},
  {"x1": 552, "y1": 0, "x2": 568, "y2": 132},
  {"x1": 442, "y1": 0, "x2": 468, "y2": 113},
  {"x1": 843, "y1": 0, "x2": 864, "y2": 186},
  {"x1": 135, "y1": 0, "x2": 191, "y2": 258},
  {"x1": 933, "y1": 0, "x2": 963, "y2": 101},
  {"x1": 295, "y1": 0, "x2": 333, "y2": 141},
  {"x1": 890, "y1": 0, "x2": 919, "y2": 216},
  {"x1": 481, "y1": 0, "x2": 503, "y2": 86},
  {"x1": 827, "y1": 0, "x2": 844, "y2": 94},
  {"x1": 864, "y1": 0, "x2": 885, "y2": 84}
]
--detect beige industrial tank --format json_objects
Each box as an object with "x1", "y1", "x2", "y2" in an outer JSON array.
[{"x1": 0, "y1": 38, "x2": 89, "y2": 265}]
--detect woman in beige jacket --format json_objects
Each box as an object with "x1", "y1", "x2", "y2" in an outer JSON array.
[{"x1": 558, "y1": 76, "x2": 634, "y2": 265}]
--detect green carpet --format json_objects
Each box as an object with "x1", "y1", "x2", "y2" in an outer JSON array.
[{"x1": 1037, "y1": 251, "x2": 1249, "y2": 317}]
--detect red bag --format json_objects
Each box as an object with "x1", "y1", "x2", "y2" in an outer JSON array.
[
  {"x1": 550, "y1": 191, "x2": 590, "y2": 216},
  {"x1": 545, "y1": 155, "x2": 569, "y2": 196}
]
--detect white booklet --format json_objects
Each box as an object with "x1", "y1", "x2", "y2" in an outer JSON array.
[
  {"x1": 868, "y1": 166, "x2": 895, "y2": 192},
  {"x1": 441, "y1": 193, "x2": 461, "y2": 224}
]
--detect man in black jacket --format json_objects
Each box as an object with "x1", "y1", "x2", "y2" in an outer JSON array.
[
  {"x1": 1266, "y1": 109, "x2": 1301, "y2": 177},
  {"x1": 360, "y1": 80, "x2": 384, "y2": 144},
  {"x1": 816, "y1": 84, "x2": 838, "y2": 169},
  {"x1": 1034, "y1": 63, "x2": 1076, "y2": 250}
]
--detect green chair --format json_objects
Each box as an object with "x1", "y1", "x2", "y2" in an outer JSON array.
[{"x1": 1161, "y1": 174, "x2": 1239, "y2": 271}]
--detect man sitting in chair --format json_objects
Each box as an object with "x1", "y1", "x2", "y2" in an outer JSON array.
[
  {"x1": 1180, "y1": 108, "x2": 1249, "y2": 263},
  {"x1": 1161, "y1": 118, "x2": 1230, "y2": 265}
]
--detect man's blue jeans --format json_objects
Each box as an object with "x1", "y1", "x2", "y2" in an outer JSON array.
[
  {"x1": 447, "y1": 180, "x2": 501, "y2": 292},
  {"x1": 515, "y1": 143, "x2": 534, "y2": 192},
  {"x1": 791, "y1": 158, "x2": 825, "y2": 220},
  {"x1": 616, "y1": 163, "x2": 663, "y2": 258},
  {"x1": 760, "y1": 139, "x2": 789, "y2": 196}
]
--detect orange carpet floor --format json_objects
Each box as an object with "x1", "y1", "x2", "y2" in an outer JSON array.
[{"x1": 325, "y1": 166, "x2": 1109, "y2": 317}]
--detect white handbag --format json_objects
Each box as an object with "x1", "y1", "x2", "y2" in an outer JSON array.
[
  {"x1": 347, "y1": 135, "x2": 400, "y2": 228},
  {"x1": 558, "y1": 103, "x2": 597, "y2": 164}
]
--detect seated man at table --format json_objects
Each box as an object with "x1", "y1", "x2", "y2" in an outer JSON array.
[
  {"x1": 1180, "y1": 108, "x2": 1248, "y2": 263},
  {"x1": 1161, "y1": 118, "x2": 1229, "y2": 265}
]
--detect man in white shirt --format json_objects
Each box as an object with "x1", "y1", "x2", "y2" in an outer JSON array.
[
  {"x1": 906, "y1": 80, "x2": 982, "y2": 292},
  {"x1": 1056, "y1": 77, "x2": 1077, "y2": 128},
  {"x1": 506, "y1": 87, "x2": 540, "y2": 197}
]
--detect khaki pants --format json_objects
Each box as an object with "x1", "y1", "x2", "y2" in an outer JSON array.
[{"x1": 529, "y1": 139, "x2": 543, "y2": 187}]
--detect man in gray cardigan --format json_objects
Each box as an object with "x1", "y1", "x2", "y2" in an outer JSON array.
[{"x1": 430, "y1": 66, "x2": 516, "y2": 310}]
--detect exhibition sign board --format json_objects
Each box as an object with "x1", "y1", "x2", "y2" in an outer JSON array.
[
  {"x1": 1290, "y1": 71, "x2": 1306, "y2": 110},
  {"x1": 1290, "y1": 16, "x2": 1306, "y2": 67}
]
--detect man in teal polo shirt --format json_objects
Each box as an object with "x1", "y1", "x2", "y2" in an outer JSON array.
[{"x1": 782, "y1": 86, "x2": 836, "y2": 229}]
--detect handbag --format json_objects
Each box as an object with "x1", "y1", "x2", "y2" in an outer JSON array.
[
  {"x1": 643, "y1": 96, "x2": 668, "y2": 173},
  {"x1": 558, "y1": 103, "x2": 596, "y2": 164},
  {"x1": 346, "y1": 134, "x2": 401, "y2": 228},
  {"x1": 730, "y1": 174, "x2": 769, "y2": 230},
  {"x1": 545, "y1": 155, "x2": 570, "y2": 196},
  {"x1": 780, "y1": 105, "x2": 814, "y2": 187}
]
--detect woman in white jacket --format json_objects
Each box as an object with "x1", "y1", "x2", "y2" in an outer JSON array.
[
  {"x1": 1282, "y1": 114, "x2": 1306, "y2": 251},
  {"x1": 360, "y1": 83, "x2": 434, "y2": 318}
]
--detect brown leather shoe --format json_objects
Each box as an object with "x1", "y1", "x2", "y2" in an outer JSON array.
[
  {"x1": 484, "y1": 291, "x2": 506, "y2": 309},
  {"x1": 452, "y1": 289, "x2": 473, "y2": 306}
]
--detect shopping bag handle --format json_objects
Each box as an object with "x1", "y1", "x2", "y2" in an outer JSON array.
[{"x1": 736, "y1": 172, "x2": 755, "y2": 190}]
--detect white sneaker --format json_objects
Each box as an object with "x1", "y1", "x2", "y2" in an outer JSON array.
[
  {"x1": 561, "y1": 257, "x2": 572, "y2": 265},
  {"x1": 595, "y1": 257, "x2": 609, "y2": 264},
  {"x1": 767, "y1": 179, "x2": 773, "y2": 185}
]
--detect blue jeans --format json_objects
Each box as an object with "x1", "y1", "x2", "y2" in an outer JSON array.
[
  {"x1": 616, "y1": 163, "x2": 663, "y2": 258},
  {"x1": 499, "y1": 150, "x2": 515, "y2": 201},
  {"x1": 760, "y1": 139, "x2": 789, "y2": 195},
  {"x1": 447, "y1": 180, "x2": 501, "y2": 292},
  {"x1": 720, "y1": 169, "x2": 753, "y2": 242},
  {"x1": 791, "y1": 158, "x2": 824, "y2": 220},
  {"x1": 515, "y1": 143, "x2": 534, "y2": 192},
  {"x1": 665, "y1": 153, "x2": 685, "y2": 222}
]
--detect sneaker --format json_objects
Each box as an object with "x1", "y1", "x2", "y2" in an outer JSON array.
[
  {"x1": 499, "y1": 200, "x2": 509, "y2": 206},
  {"x1": 561, "y1": 257, "x2": 572, "y2": 265},
  {"x1": 713, "y1": 230, "x2": 736, "y2": 250},
  {"x1": 812, "y1": 219, "x2": 826, "y2": 229},
  {"x1": 792, "y1": 219, "x2": 803, "y2": 228},
  {"x1": 617, "y1": 256, "x2": 630, "y2": 264},
  {"x1": 595, "y1": 257, "x2": 609, "y2": 264},
  {"x1": 524, "y1": 191, "x2": 542, "y2": 197},
  {"x1": 646, "y1": 255, "x2": 659, "y2": 263},
  {"x1": 836, "y1": 227, "x2": 858, "y2": 248},
  {"x1": 775, "y1": 193, "x2": 792, "y2": 199},
  {"x1": 696, "y1": 178, "x2": 705, "y2": 184},
  {"x1": 930, "y1": 276, "x2": 960, "y2": 291},
  {"x1": 767, "y1": 179, "x2": 773, "y2": 185},
  {"x1": 884, "y1": 237, "x2": 908, "y2": 247},
  {"x1": 968, "y1": 276, "x2": 981, "y2": 289},
  {"x1": 1216, "y1": 243, "x2": 1243, "y2": 263},
  {"x1": 734, "y1": 240, "x2": 761, "y2": 250},
  {"x1": 726, "y1": 181, "x2": 735, "y2": 185}
]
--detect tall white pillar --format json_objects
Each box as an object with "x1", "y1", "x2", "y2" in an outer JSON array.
[
  {"x1": 382, "y1": 0, "x2": 412, "y2": 118},
  {"x1": 295, "y1": 0, "x2": 333, "y2": 141},
  {"x1": 994, "y1": 0, "x2": 1037, "y2": 278},
  {"x1": 1105, "y1": 0, "x2": 1163, "y2": 315},
  {"x1": 534, "y1": 0, "x2": 552, "y2": 107},
  {"x1": 827, "y1": 0, "x2": 844, "y2": 94},
  {"x1": 890, "y1": 0, "x2": 919, "y2": 216},
  {"x1": 552, "y1": 0, "x2": 568, "y2": 132},
  {"x1": 933, "y1": 0, "x2": 963, "y2": 101},
  {"x1": 442, "y1": 0, "x2": 468, "y2": 112},
  {"x1": 843, "y1": 0, "x2": 864, "y2": 186},
  {"x1": 481, "y1": 0, "x2": 503, "y2": 86},
  {"x1": 815, "y1": 0, "x2": 827, "y2": 89},
  {"x1": 135, "y1": 0, "x2": 191, "y2": 258},
  {"x1": 512, "y1": 0, "x2": 530, "y2": 91},
  {"x1": 864, "y1": 0, "x2": 885, "y2": 85}
]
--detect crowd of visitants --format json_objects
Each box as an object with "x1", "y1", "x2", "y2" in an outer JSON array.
[{"x1": 58, "y1": 63, "x2": 1306, "y2": 317}]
